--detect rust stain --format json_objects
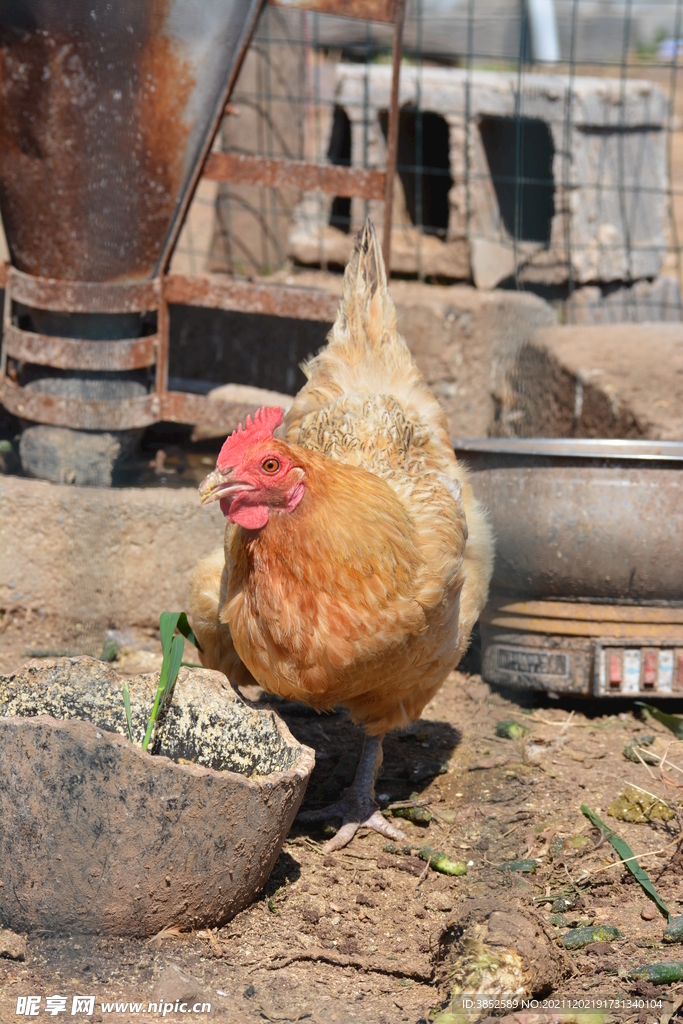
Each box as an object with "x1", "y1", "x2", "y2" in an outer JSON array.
[
  {"x1": 3, "y1": 322, "x2": 157, "y2": 372},
  {"x1": 203, "y1": 152, "x2": 386, "y2": 200},
  {"x1": 134, "y1": 19, "x2": 195, "y2": 282},
  {"x1": 164, "y1": 272, "x2": 338, "y2": 321},
  {"x1": 0, "y1": 3, "x2": 195, "y2": 282}
]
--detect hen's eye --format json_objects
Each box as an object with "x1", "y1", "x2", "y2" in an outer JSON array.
[{"x1": 262, "y1": 457, "x2": 280, "y2": 474}]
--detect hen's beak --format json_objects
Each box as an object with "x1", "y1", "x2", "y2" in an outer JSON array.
[{"x1": 199, "y1": 467, "x2": 253, "y2": 506}]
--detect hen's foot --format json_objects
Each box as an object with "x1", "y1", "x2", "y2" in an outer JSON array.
[{"x1": 297, "y1": 732, "x2": 407, "y2": 853}]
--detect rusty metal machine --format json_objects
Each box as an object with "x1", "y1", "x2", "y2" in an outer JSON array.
[
  {"x1": 454, "y1": 439, "x2": 683, "y2": 699},
  {"x1": 0, "y1": 0, "x2": 405, "y2": 483}
]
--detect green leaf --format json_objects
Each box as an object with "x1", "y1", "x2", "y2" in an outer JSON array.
[
  {"x1": 142, "y1": 612, "x2": 194, "y2": 753},
  {"x1": 142, "y1": 681, "x2": 164, "y2": 751},
  {"x1": 388, "y1": 805, "x2": 432, "y2": 825},
  {"x1": 636, "y1": 702, "x2": 683, "y2": 741},
  {"x1": 122, "y1": 682, "x2": 133, "y2": 743},
  {"x1": 581, "y1": 804, "x2": 670, "y2": 919},
  {"x1": 161, "y1": 634, "x2": 184, "y2": 710},
  {"x1": 418, "y1": 846, "x2": 467, "y2": 876},
  {"x1": 100, "y1": 638, "x2": 118, "y2": 663},
  {"x1": 497, "y1": 858, "x2": 538, "y2": 874},
  {"x1": 663, "y1": 915, "x2": 683, "y2": 943},
  {"x1": 159, "y1": 611, "x2": 182, "y2": 659},
  {"x1": 496, "y1": 719, "x2": 530, "y2": 740},
  {"x1": 142, "y1": 650, "x2": 171, "y2": 752},
  {"x1": 176, "y1": 612, "x2": 202, "y2": 652}
]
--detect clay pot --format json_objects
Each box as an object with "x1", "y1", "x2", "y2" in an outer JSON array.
[{"x1": 0, "y1": 657, "x2": 314, "y2": 936}]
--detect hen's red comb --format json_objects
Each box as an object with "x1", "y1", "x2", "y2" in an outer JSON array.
[{"x1": 216, "y1": 406, "x2": 284, "y2": 470}]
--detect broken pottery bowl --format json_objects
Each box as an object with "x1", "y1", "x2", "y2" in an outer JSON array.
[{"x1": 0, "y1": 657, "x2": 314, "y2": 936}]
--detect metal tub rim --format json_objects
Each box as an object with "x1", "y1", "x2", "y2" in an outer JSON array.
[{"x1": 452, "y1": 437, "x2": 683, "y2": 462}]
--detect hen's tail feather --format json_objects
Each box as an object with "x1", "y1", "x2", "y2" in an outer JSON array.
[
  {"x1": 328, "y1": 218, "x2": 399, "y2": 363},
  {"x1": 348, "y1": 218, "x2": 387, "y2": 313}
]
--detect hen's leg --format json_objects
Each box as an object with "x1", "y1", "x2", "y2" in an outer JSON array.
[{"x1": 297, "y1": 733, "x2": 406, "y2": 853}]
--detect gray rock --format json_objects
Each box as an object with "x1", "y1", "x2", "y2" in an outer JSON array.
[{"x1": 19, "y1": 425, "x2": 134, "y2": 487}]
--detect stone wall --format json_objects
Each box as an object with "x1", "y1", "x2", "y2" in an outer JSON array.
[{"x1": 288, "y1": 65, "x2": 669, "y2": 293}]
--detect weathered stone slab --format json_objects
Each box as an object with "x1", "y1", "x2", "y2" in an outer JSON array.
[
  {"x1": 0, "y1": 475, "x2": 225, "y2": 627},
  {"x1": 565, "y1": 275, "x2": 682, "y2": 324},
  {"x1": 490, "y1": 321, "x2": 683, "y2": 440}
]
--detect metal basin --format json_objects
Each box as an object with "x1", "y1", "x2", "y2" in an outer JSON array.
[{"x1": 454, "y1": 439, "x2": 683, "y2": 604}]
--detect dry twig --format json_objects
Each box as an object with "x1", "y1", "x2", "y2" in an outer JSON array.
[{"x1": 415, "y1": 857, "x2": 432, "y2": 887}]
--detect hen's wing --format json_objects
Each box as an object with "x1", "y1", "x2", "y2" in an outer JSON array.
[
  {"x1": 285, "y1": 220, "x2": 493, "y2": 661},
  {"x1": 188, "y1": 543, "x2": 256, "y2": 689}
]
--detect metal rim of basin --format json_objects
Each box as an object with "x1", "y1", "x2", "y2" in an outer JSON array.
[{"x1": 453, "y1": 437, "x2": 683, "y2": 461}]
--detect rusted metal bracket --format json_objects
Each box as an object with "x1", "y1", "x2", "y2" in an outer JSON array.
[
  {"x1": 381, "y1": 0, "x2": 406, "y2": 272},
  {"x1": 203, "y1": 152, "x2": 386, "y2": 200},
  {"x1": 5, "y1": 266, "x2": 159, "y2": 314},
  {"x1": 0, "y1": 267, "x2": 161, "y2": 378},
  {"x1": 215, "y1": 0, "x2": 406, "y2": 275},
  {"x1": 3, "y1": 324, "x2": 157, "y2": 373},
  {"x1": 0, "y1": 381, "x2": 160, "y2": 431},
  {"x1": 0, "y1": 0, "x2": 405, "y2": 437},
  {"x1": 0, "y1": 378, "x2": 292, "y2": 434},
  {"x1": 0, "y1": 265, "x2": 166, "y2": 432},
  {"x1": 164, "y1": 272, "x2": 338, "y2": 321},
  {"x1": 0, "y1": 265, "x2": 340, "y2": 433}
]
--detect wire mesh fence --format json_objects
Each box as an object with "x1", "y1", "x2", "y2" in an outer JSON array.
[{"x1": 170, "y1": 0, "x2": 683, "y2": 324}]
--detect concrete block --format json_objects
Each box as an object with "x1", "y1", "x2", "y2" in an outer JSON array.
[
  {"x1": 288, "y1": 65, "x2": 668, "y2": 289},
  {"x1": 490, "y1": 321, "x2": 683, "y2": 440},
  {"x1": 0, "y1": 475, "x2": 225, "y2": 628},
  {"x1": 565, "y1": 275, "x2": 683, "y2": 324}
]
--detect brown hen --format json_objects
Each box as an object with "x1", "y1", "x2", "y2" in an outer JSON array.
[{"x1": 189, "y1": 220, "x2": 493, "y2": 851}]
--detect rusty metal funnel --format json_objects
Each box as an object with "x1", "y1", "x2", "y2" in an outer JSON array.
[{"x1": 0, "y1": 0, "x2": 263, "y2": 282}]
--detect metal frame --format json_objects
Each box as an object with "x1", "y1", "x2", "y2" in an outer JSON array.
[
  {"x1": 0, "y1": 0, "x2": 405, "y2": 437},
  {"x1": 0, "y1": 267, "x2": 339, "y2": 431}
]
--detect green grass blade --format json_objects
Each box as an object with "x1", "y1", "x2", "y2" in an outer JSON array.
[
  {"x1": 159, "y1": 612, "x2": 182, "y2": 659},
  {"x1": 142, "y1": 652, "x2": 170, "y2": 752},
  {"x1": 581, "y1": 804, "x2": 670, "y2": 919},
  {"x1": 160, "y1": 634, "x2": 184, "y2": 710},
  {"x1": 122, "y1": 682, "x2": 133, "y2": 743},
  {"x1": 176, "y1": 612, "x2": 202, "y2": 652},
  {"x1": 636, "y1": 702, "x2": 683, "y2": 740},
  {"x1": 143, "y1": 613, "x2": 194, "y2": 752}
]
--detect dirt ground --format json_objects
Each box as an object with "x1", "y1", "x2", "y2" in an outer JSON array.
[{"x1": 2, "y1": 621, "x2": 683, "y2": 1024}]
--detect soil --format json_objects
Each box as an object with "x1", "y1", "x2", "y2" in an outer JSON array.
[{"x1": 2, "y1": 627, "x2": 683, "y2": 1023}]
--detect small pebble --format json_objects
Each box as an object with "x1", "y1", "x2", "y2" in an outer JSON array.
[{"x1": 641, "y1": 904, "x2": 657, "y2": 921}]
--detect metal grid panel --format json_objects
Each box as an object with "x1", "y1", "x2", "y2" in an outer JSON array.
[{"x1": 171, "y1": 0, "x2": 683, "y2": 323}]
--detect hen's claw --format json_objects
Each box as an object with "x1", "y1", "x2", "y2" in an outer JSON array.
[
  {"x1": 298, "y1": 798, "x2": 407, "y2": 853},
  {"x1": 325, "y1": 809, "x2": 406, "y2": 854},
  {"x1": 297, "y1": 732, "x2": 407, "y2": 852}
]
